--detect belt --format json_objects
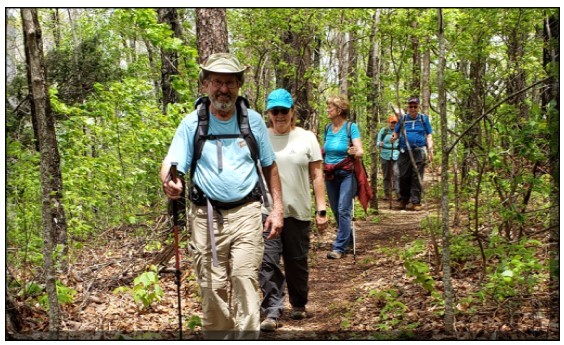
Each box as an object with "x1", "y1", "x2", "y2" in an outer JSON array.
[{"x1": 191, "y1": 185, "x2": 261, "y2": 209}]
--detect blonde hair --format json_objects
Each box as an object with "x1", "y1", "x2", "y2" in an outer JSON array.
[{"x1": 326, "y1": 95, "x2": 350, "y2": 118}]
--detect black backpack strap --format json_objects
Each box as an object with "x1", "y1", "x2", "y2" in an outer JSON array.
[
  {"x1": 191, "y1": 96, "x2": 211, "y2": 181},
  {"x1": 420, "y1": 114, "x2": 429, "y2": 138},
  {"x1": 236, "y1": 96, "x2": 270, "y2": 207},
  {"x1": 236, "y1": 96, "x2": 259, "y2": 163},
  {"x1": 346, "y1": 121, "x2": 353, "y2": 146}
]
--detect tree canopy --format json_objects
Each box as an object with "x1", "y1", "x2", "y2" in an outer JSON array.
[{"x1": 5, "y1": 8, "x2": 559, "y2": 339}]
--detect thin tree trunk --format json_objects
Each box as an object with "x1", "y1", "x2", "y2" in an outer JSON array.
[
  {"x1": 421, "y1": 45, "x2": 431, "y2": 115},
  {"x1": 410, "y1": 16, "x2": 420, "y2": 94},
  {"x1": 51, "y1": 9, "x2": 61, "y2": 49},
  {"x1": 22, "y1": 8, "x2": 68, "y2": 337},
  {"x1": 158, "y1": 8, "x2": 181, "y2": 114},
  {"x1": 347, "y1": 27, "x2": 357, "y2": 122},
  {"x1": 367, "y1": 9, "x2": 381, "y2": 210},
  {"x1": 437, "y1": 8, "x2": 455, "y2": 335}
]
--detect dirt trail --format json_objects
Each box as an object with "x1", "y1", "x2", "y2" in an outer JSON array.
[{"x1": 260, "y1": 204, "x2": 432, "y2": 340}]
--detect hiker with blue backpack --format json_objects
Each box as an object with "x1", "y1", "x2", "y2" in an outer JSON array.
[
  {"x1": 377, "y1": 115, "x2": 400, "y2": 202},
  {"x1": 259, "y1": 88, "x2": 328, "y2": 332},
  {"x1": 322, "y1": 95, "x2": 365, "y2": 260},
  {"x1": 390, "y1": 96, "x2": 434, "y2": 211},
  {"x1": 160, "y1": 53, "x2": 283, "y2": 339}
]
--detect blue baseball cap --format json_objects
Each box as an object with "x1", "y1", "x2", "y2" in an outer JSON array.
[{"x1": 266, "y1": 89, "x2": 293, "y2": 110}]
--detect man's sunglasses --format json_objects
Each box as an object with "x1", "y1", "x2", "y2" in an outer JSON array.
[{"x1": 271, "y1": 108, "x2": 290, "y2": 115}]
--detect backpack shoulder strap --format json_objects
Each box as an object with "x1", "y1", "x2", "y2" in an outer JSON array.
[
  {"x1": 191, "y1": 96, "x2": 211, "y2": 180},
  {"x1": 324, "y1": 123, "x2": 331, "y2": 141},
  {"x1": 346, "y1": 121, "x2": 353, "y2": 146},
  {"x1": 236, "y1": 96, "x2": 270, "y2": 207},
  {"x1": 420, "y1": 114, "x2": 429, "y2": 137},
  {"x1": 236, "y1": 96, "x2": 259, "y2": 163}
]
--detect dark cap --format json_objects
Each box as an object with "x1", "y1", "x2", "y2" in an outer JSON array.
[{"x1": 407, "y1": 97, "x2": 420, "y2": 104}]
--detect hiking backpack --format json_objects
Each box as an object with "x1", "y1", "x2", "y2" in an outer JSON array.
[
  {"x1": 191, "y1": 96, "x2": 268, "y2": 206},
  {"x1": 398, "y1": 113, "x2": 430, "y2": 147}
]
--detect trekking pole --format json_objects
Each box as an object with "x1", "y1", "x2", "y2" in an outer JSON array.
[
  {"x1": 168, "y1": 162, "x2": 183, "y2": 340},
  {"x1": 352, "y1": 200, "x2": 356, "y2": 264},
  {"x1": 389, "y1": 143, "x2": 394, "y2": 210}
]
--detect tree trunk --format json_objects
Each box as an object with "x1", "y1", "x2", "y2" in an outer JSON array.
[
  {"x1": 410, "y1": 16, "x2": 420, "y2": 94},
  {"x1": 437, "y1": 9, "x2": 455, "y2": 335},
  {"x1": 337, "y1": 12, "x2": 348, "y2": 96},
  {"x1": 421, "y1": 45, "x2": 431, "y2": 115},
  {"x1": 22, "y1": 8, "x2": 68, "y2": 337},
  {"x1": 50, "y1": 9, "x2": 61, "y2": 49},
  {"x1": 158, "y1": 8, "x2": 181, "y2": 114},
  {"x1": 274, "y1": 11, "x2": 316, "y2": 131},
  {"x1": 367, "y1": 9, "x2": 381, "y2": 210},
  {"x1": 543, "y1": 11, "x2": 559, "y2": 335},
  {"x1": 347, "y1": 28, "x2": 357, "y2": 122},
  {"x1": 310, "y1": 35, "x2": 322, "y2": 134},
  {"x1": 195, "y1": 8, "x2": 228, "y2": 94},
  {"x1": 196, "y1": 8, "x2": 229, "y2": 63}
]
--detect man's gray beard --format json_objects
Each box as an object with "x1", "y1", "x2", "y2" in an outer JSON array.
[{"x1": 211, "y1": 97, "x2": 236, "y2": 112}]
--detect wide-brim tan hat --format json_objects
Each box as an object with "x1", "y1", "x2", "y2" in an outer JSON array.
[{"x1": 200, "y1": 53, "x2": 248, "y2": 74}]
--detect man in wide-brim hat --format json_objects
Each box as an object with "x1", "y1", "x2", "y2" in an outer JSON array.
[{"x1": 161, "y1": 52, "x2": 283, "y2": 339}]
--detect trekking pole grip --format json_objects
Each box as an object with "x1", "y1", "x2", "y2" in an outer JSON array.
[{"x1": 169, "y1": 162, "x2": 178, "y2": 182}]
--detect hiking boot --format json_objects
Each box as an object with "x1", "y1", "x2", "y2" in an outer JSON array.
[
  {"x1": 290, "y1": 307, "x2": 307, "y2": 320},
  {"x1": 397, "y1": 199, "x2": 408, "y2": 210},
  {"x1": 327, "y1": 251, "x2": 343, "y2": 259},
  {"x1": 406, "y1": 203, "x2": 422, "y2": 211},
  {"x1": 260, "y1": 318, "x2": 278, "y2": 332}
]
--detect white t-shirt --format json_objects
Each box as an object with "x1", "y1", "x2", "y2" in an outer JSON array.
[{"x1": 263, "y1": 127, "x2": 322, "y2": 221}]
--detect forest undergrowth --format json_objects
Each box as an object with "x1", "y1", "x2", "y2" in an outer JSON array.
[{"x1": 6, "y1": 173, "x2": 557, "y2": 340}]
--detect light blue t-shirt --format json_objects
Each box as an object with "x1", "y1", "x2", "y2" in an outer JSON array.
[
  {"x1": 323, "y1": 122, "x2": 361, "y2": 164},
  {"x1": 164, "y1": 108, "x2": 275, "y2": 203}
]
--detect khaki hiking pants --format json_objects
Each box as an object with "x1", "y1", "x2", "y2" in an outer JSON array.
[{"x1": 189, "y1": 201, "x2": 264, "y2": 340}]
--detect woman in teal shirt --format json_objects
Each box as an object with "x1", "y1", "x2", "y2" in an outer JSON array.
[
  {"x1": 323, "y1": 95, "x2": 364, "y2": 259},
  {"x1": 376, "y1": 115, "x2": 400, "y2": 200}
]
